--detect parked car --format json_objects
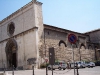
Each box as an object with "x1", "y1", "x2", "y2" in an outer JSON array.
[
  {"x1": 94, "y1": 61, "x2": 100, "y2": 66},
  {"x1": 70, "y1": 62, "x2": 77, "y2": 69},
  {"x1": 48, "y1": 61, "x2": 67, "y2": 70},
  {"x1": 76, "y1": 61, "x2": 85, "y2": 68},
  {"x1": 85, "y1": 62, "x2": 95, "y2": 68},
  {"x1": 70, "y1": 61, "x2": 85, "y2": 69}
]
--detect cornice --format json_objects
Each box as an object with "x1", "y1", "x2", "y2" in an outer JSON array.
[
  {"x1": 44, "y1": 24, "x2": 87, "y2": 36},
  {"x1": 0, "y1": 26, "x2": 38, "y2": 43}
]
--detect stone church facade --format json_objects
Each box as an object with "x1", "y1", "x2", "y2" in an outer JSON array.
[
  {"x1": 0, "y1": 0, "x2": 100, "y2": 70},
  {"x1": 0, "y1": 1, "x2": 43, "y2": 69}
]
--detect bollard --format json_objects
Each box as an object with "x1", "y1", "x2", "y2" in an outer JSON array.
[
  {"x1": 51, "y1": 65, "x2": 53, "y2": 75},
  {"x1": 4, "y1": 64, "x2": 5, "y2": 73},
  {"x1": 76, "y1": 63, "x2": 79, "y2": 75},
  {"x1": 46, "y1": 61, "x2": 48, "y2": 75},
  {"x1": 12, "y1": 65, "x2": 14, "y2": 75},
  {"x1": 32, "y1": 66, "x2": 34, "y2": 75},
  {"x1": 77, "y1": 67, "x2": 79, "y2": 75}
]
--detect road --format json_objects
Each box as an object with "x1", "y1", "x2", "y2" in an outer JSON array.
[{"x1": 0, "y1": 66, "x2": 100, "y2": 75}]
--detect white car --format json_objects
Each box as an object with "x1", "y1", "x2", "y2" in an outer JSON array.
[
  {"x1": 76, "y1": 61, "x2": 85, "y2": 68},
  {"x1": 48, "y1": 61, "x2": 67, "y2": 70},
  {"x1": 70, "y1": 61, "x2": 85, "y2": 69},
  {"x1": 85, "y1": 62, "x2": 95, "y2": 68}
]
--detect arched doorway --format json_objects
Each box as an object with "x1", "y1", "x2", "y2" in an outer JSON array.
[{"x1": 5, "y1": 39, "x2": 18, "y2": 69}]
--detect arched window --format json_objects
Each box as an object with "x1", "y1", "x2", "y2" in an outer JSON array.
[
  {"x1": 59, "y1": 40, "x2": 67, "y2": 47},
  {"x1": 80, "y1": 43, "x2": 86, "y2": 49}
]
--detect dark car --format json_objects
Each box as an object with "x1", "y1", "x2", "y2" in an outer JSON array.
[{"x1": 95, "y1": 61, "x2": 100, "y2": 66}]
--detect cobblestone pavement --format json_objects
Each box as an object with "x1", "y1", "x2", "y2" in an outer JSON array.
[{"x1": 0, "y1": 66, "x2": 100, "y2": 75}]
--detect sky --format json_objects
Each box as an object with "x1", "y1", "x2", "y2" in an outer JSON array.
[{"x1": 0, "y1": 0, "x2": 100, "y2": 33}]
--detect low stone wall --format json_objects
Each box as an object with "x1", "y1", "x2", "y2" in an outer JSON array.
[{"x1": 39, "y1": 37, "x2": 95, "y2": 65}]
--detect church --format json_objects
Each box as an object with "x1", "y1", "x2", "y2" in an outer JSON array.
[{"x1": 0, "y1": 0, "x2": 100, "y2": 70}]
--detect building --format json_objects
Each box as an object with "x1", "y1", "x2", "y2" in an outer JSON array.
[
  {"x1": 85, "y1": 29, "x2": 100, "y2": 60},
  {"x1": 0, "y1": 0, "x2": 43, "y2": 70},
  {"x1": 0, "y1": 0, "x2": 99, "y2": 70},
  {"x1": 40, "y1": 24, "x2": 95, "y2": 62}
]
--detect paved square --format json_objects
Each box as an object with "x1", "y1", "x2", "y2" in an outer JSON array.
[{"x1": 0, "y1": 66, "x2": 100, "y2": 75}]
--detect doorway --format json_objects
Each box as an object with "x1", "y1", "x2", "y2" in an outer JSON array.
[
  {"x1": 12, "y1": 53, "x2": 17, "y2": 68},
  {"x1": 5, "y1": 39, "x2": 18, "y2": 69}
]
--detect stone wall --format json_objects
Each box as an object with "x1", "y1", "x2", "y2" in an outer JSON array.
[
  {"x1": 0, "y1": 29, "x2": 37, "y2": 69},
  {"x1": 39, "y1": 25, "x2": 95, "y2": 64},
  {"x1": 0, "y1": 41, "x2": 7, "y2": 69}
]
